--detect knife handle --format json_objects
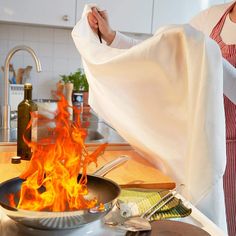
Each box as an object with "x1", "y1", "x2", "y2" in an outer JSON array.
[
  {"x1": 98, "y1": 28, "x2": 102, "y2": 43},
  {"x1": 93, "y1": 155, "x2": 130, "y2": 177}
]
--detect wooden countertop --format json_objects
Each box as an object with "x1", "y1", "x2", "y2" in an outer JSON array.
[{"x1": 0, "y1": 149, "x2": 175, "y2": 189}]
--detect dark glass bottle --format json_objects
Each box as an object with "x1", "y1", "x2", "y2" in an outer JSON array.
[{"x1": 17, "y1": 83, "x2": 38, "y2": 160}]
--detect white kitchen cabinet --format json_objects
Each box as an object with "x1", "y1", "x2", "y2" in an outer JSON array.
[
  {"x1": 0, "y1": 0, "x2": 76, "y2": 28},
  {"x1": 152, "y1": 0, "x2": 225, "y2": 33},
  {"x1": 76, "y1": 0, "x2": 154, "y2": 34}
]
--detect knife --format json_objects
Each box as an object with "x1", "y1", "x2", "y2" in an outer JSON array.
[
  {"x1": 98, "y1": 28, "x2": 102, "y2": 43},
  {"x1": 93, "y1": 155, "x2": 130, "y2": 177}
]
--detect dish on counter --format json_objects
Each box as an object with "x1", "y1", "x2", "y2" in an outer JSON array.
[{"x1": 125, "y1": 220, "x2": 210, "y2": 236}]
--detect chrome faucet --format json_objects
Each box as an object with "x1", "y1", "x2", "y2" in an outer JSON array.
[{"x1": 0, "y1": 45, "x2": 42, "y2": 131}]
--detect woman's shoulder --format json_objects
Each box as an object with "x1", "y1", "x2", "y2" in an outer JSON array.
[
  {"x1": 194, "y1": 2, "x2": 232, "y2": 21},
  {"x1": 206, "y1": 2, "x2": 232, "y2": 17},
  {"x1": 190, "y1": 2, "x2": 233, "y2": 34}
]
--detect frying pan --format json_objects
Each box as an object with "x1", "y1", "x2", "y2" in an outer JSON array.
[{"x1": 0, "y1": 156, "x2": 129, "y2": 230}]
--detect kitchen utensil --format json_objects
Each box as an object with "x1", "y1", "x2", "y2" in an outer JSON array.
[
  {"x1": 0, "y1": 156, "x2": 129, "y2": 230},
  {"x1": 9, "y1": 84, "x2": 24, "y2": 111},
  {"x1": 123, "y1": 190, "x2": 177, "y2": 232},
  {"x1": 32, "y1": 99, "x2": 59, "y2": 141},
  {"x1": 123, "y1": 185, "x2": 187, "y2": 232},
  {"x1": 33, "y1": 99, "x2": 58, "y2": 119},
  {"x1": 98, "y1": 28, "x2": 102, "y2": 43},
  {"x1": 64, "y1": 82, "x2": 73, "y2": 119},
  {"x1": 93, "y1": 155, "x2": 130, "y2": 176},
  {"x1": 105, "y1": 188, "x2": 177, "y2": 232}
]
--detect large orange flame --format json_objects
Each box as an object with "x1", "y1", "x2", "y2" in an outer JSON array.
[{"x1": 15, "y1": 93, "x2": 107, "y2": 212}]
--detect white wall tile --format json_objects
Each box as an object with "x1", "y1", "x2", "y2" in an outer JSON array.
[
  {"x1": 30, "y1": 70, "x2": 40, "y2": 81},
  {"x1": 30, "y1": 72, "x2": 40, "y2": 99},
  {"x1": 0, "y1": 22, "x2": 147, "y2": 100},
  {"x1": 8, "y1": 25, "x2": 24, "y2": 41},
  {"x1": 9, "y1": 54, "x2": 24, "y2": 69},
  {"x1": 53, "y1": 43, "x2": 69, "y2": 58},
  {"x1": 22, "y1": 41, "x2": 40, "y2": 55},
  {"x1": 38, "y1": 42, "x2": 54, "y2": 57},
  {"x1": 30, "y1": 71, "x2": 48, "y2": 99},
  {"x1": 0, "y1": 39, "x2": 9, "y2": 55},
  {"x1": 36, "y1": 72, "x2": 56, "y2": 99},
  {"x1": 40, "y1": 56, "x2": 53, "y2": 72},
  {"x1": 53, "y1": 71, "x2": 63, "y2": 82},
  {"x1": 0, "y1": 23, "x2": 82, "y2": 100},
  {"x1": 8, "y1": 40, "x2": 24, "y2": 50},
  {"x1": 0, "y1": 24, "x2": 9, "y2": 39},
  {"x1": 0, "y1": 54, "x2": 5, "y2": 67},
  {"x1": 68, "y1": 58, "x2": 81, "y2": 73},
  {"x1": 68, "y1": 43, "x2": 81, "y2": 58},
  {"x1": 53, "y1": 58, "x2": 69, "y2": 75},
  {"x1": 23, "y1": 26, "x2": 40, "y2": 42},
  {"x1": 39, "y1": 27, "x2": 54, "y2": 43},
  {"x1": 54, "y1": 28, "x2": 71, "y2": 43},
  {"x1": 23, "y1": 55, "x2": 40, "y2": 69}
]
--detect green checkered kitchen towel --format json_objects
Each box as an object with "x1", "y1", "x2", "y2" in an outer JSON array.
[{"x1": 118, "y1": 189, "x2": 191, "y2": 221}]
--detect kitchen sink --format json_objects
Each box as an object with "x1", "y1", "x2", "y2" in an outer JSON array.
[
  {"x1": 0, "y1": 111, "x2": 129, "y2": 152},
  {"x1": 86, "y1": 130, "x2": 104, "y2": 142},
  {"x1": 0, "y1": 122, "x2": 128, "y2": 151},
  {"x1": 0, "y1": 128, "x2": 105, "y2": 143},
  {"x1": 0, "y1": 128, "x2": 17, "y2": 143}
]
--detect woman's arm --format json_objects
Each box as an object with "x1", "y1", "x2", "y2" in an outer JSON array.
[
  {"x1": 88, "y1": 7, "x2": 140, "y2": 49},
  {"x1": 109, "y1": 31, "x2": 141, "y2": 49}
]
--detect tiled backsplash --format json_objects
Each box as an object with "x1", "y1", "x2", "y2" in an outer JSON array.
[
  {"x1": 0, "y1": 23, "x2": 150, "y2": 104},
  {"x1": 0, "y1": 23, "x2": 82, "y2": 101}
]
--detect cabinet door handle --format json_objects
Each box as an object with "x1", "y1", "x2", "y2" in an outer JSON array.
[{"x1": 62, "y1": 15, "x2": 69, "y2": 21}]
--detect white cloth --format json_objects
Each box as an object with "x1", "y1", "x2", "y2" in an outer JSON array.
[
  {"x1": 112, "y1": 36, "x2": 236, "y2": 108},
  {"x1": 223, "y1": 59, "x2": 236, "y2": 103},
  {"x1": 190, "y1": 1, "x2": 236, "y2": 106},
  {"x1": 72, "y1": 5, "x2": 227, "y2": 232},
  {"x1": 190, "y1": 1, "x2": 236, "y2": 44},
  {"x1": 110, "y1": 3, "x2": 236, "y2": 105}
]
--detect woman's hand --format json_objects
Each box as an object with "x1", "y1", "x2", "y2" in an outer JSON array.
[{"x1": 87, "y1": 7, "x2": 116, "y2": 45}]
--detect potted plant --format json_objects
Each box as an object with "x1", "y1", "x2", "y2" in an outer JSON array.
[{"x1": 60, "y1": 69, "x2": 89, "y2": 107}]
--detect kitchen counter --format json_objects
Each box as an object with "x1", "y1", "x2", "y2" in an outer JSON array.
[
  {"x1": 0, "y1": 149, "x2": 227, "y2": 236},
  {"x1": 0, "y1": 149, "x2": 175, "y2": 189}
]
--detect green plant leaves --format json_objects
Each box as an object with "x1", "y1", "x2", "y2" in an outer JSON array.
[{"x1": 60, "y1": 69, "x2": 89, "y2": 92}]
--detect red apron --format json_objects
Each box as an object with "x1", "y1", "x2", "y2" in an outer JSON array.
[{"x1": 210, "y1": 2, "x2": 236, "y2": 236}]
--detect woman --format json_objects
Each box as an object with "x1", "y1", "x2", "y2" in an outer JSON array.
[
  {"x1": 191, "y1": 2, "x2": 236, "y2": 236},
  {"x1": 88, "y1": 2, "x2": 236, "y2": 235}
]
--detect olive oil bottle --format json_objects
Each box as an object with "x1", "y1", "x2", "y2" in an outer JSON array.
[{"x1": 17, "y1": 83, "x2": 38, "y2": 160}]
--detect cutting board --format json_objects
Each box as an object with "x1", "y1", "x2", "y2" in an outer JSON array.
[{"x1": 0, "y1": 149, "x2": 175, "y2": 189}]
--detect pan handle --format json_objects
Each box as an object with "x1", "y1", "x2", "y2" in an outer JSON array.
[{"x1": 93, "y1": 155, "x2": 130, "y2": 177}]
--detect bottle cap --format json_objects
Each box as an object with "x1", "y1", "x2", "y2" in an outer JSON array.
[
  {"x1": 24, "y1": 83, "x2": 32, "y2": 89},
  {"x1": 11, "y1": 156, "x2": 21, "y2": 164}
]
